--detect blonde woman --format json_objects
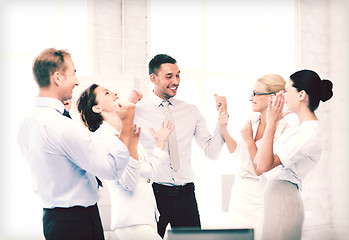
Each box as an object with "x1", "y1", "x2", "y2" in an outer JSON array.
[{"x1": 218, "y1": 74, "x2": 288, "y2": 240}]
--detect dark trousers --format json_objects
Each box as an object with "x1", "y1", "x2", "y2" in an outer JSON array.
[
  {"x1": 43, "y1": 204, "x2": 104, "y2": 240},
  {"x1": 152, "y1": 182, "x2": 201, "y2": 238}
]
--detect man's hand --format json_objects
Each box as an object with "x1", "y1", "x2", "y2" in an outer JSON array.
[
  {"x1": 214, "y1": 94, "x2": 227, "y2": 113},
  {"x1": 218, "y1": 111, "x2": 229, "y2": 131},
  {"x1": 128, "y1": 89, "x2": 143, "y2": 104}
]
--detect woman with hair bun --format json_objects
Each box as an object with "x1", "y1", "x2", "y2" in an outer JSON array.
[{"x1": 254, "y1": 69, "x2": 333, "y2": 240}]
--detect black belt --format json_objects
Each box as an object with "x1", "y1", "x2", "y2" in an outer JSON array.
[
  {"x1": 153, "y1": 182, "x2": 195, "y2": 197},
  {"x1": 44, "y1": 203, "x2": 98, "y2": 213}
]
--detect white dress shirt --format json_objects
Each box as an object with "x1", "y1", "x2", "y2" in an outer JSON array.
[
  {"x1": 266, "y1": 120, "x2": 322, "y2": 190},
  {"x1": 134, "y1": 92, "x2": 225, "y2": 186},
  {"x1": 101, "y1": 122, "x2": 167, "y2": 229},
  {"x1": 17, "y1": 97, "x2": 130, "y2": 208}
]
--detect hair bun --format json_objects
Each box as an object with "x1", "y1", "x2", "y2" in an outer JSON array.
[{"x1": 320, "y1": 79, "x2": 333, "y2": 102}]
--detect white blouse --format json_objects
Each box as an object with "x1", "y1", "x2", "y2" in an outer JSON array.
[
  {"x1": 101, "y1": 122, "x2": 167, "y2": 229},
  {"x1": 233, "y1": 113, "x2": 289, "y2": 180},
  {"x1": 266, "y1": 120, "x2": 322, "y2": 190}
]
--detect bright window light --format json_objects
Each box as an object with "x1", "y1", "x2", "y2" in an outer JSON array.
[
  {"x1": 150, "y1": 0, "x2": 295, "y2": 228},
  {"x1": 1, "y1": 1, "x2": 88, "y2": 238}
]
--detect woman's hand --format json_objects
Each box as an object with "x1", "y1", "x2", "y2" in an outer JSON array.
[
  {"x1": 266, "y1": 91, "x2": 285, "y2": 127},
  {"x1": 115, "y1": 99, "x2": 136, "y2": 122},
  {"x1": 241, "y1": 120, "x2": 254, "y2": 145},
  {"x1": 131, "y1": 124, "x2": 141, "y2": 142},
  {"x1": 128, "y1": 124, "x2": 141, "y2": 160},
  {"x1": 151, "y1": 121, "x2": 175, "y2": 150}
]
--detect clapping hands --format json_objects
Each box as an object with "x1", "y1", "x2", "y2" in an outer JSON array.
[{"x1": 267, "y1": 91, "x2": 286, "y2": 126}]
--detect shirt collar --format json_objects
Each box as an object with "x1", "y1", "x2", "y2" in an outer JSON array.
[
  {"x1": 35, "y1": 97, "x2": 65, "y2": 115},
  {"x1": 101, "y1": 121, "x2": 120, "y2": 136},
  {"x1": 150, "y1": 91, "x2": 176, "y2": 107},
  {"x1": 250, "y1": 112, "x2": 261, "y2": 125}
]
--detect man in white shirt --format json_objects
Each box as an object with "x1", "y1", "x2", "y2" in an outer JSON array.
[
  {"x1": 17, "y1": 48, "x2": 136, "y2": 240},
  {"x1": 134, "y1": 54, "x2": 226, "y2": 238}
]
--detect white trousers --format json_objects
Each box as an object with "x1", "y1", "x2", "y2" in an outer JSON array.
[
  {"x1": 114, "y1": 224, "x2": 162, "y2": 240},
  {"x1": 262, "y1": 180, "x2": 304, "y2": 240}
]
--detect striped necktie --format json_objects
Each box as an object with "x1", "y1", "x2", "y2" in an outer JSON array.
[{"x1": 162, "y1": 101, "x2": 180, "y2": 171}]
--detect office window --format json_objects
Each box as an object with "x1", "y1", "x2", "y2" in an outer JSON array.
[
  {"x1": 150, "y1": 0, "x2": 295, "y2": 227},
  {"x1": 1, "y1": 1, "x2": 88, "y2": 238}
]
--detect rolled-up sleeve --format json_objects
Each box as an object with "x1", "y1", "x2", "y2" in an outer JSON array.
[
  {"x1": 274, "y1": 129, "x2": 317, "y2": 168},
  {"x1": 194, "y1": 109, "x2": 225, "y2": 160}
]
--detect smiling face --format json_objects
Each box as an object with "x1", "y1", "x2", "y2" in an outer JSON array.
[
  {"x1": 93, "y1": 86, "x2": 119, "y2": 114},
  {"x1": 59, "y1": 56, "x2": 79, "y2": 101},
  {"x1": 249, "y1": 81, "x2": 271, "y2": 113},
  {"x1": 151, "y1": 63, "x2": 180, "y2": 100}
]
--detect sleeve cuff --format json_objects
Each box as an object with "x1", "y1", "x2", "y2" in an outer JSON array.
[
  {"x1": 127, "y1": 157, "x2": 142, "y2": 168},
  {"x1": 152, "y1": 147, "x2": 168, "y2": 160}
]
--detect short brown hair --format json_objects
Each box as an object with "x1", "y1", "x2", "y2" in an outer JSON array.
[{"x1": 32, "y1": 48, "x2": 71, "y2": 87}]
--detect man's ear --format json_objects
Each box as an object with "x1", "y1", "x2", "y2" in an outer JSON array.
[
  {"x1": 92, "y1": 105, "x2": 102, "y2": 113},
  {"x1": 52, "y1": 71, "x2": 61, "y2": 86},
  {"x1": 150, "y1": 73, "x2": 157, "y2": 84}
]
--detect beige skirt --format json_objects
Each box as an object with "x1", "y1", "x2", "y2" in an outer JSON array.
[{"x1": 262, "y1": 180, "x2": 304, "y2": 240}]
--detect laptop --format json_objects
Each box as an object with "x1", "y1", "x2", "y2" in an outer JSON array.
[{"x1": 167, "y1": 228, "x2": 254, "y2": 240}]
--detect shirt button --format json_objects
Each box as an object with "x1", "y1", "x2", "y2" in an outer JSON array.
[{"x1": 147, "y1": 179, "x2": 151, "y2": 183}]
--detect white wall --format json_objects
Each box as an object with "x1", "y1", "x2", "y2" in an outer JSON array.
[
  {"x1": 327, "y1": 0, "x2": 349, "y2": 238},
  {"x1": 295, "y1": 0, "x2": 349, "y2": 239}
]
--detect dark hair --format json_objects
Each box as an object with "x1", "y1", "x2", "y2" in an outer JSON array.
[
  {"x1": 33, "y1": 48, "x2": 71, "y2": 87},
  {"x1": 76, "y1": 84, "x2": 103, "y2": 132},
  {"x1": 149, "y1": 54, "x2": 177, "y2": 75},
  {"x1": 290, "y1": 69, "x2": 333, "y2": 112}
]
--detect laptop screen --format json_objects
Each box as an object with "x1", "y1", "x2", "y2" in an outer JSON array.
[{"x1": 167, "y1": 228, "x2": 254, "y2": 240}]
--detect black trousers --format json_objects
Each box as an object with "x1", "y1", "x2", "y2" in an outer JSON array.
[
  {"x1": 43, "y1": 204, "x2": 104, "y2": 240},
  {"x1": 152, "y1": 182, "x2": 201, "y2": 238}
]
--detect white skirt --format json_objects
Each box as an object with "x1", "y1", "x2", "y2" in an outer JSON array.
[
  {"x1": 262, "y1": 180, "x2": 304, "y2": 240},
  {"x1": 228, "y1": 175, "x2": 265, "y2": 240}
]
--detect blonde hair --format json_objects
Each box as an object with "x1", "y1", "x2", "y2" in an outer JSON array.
[{"x1": 257, "y1": 74, "x2": 286, "y2": 93}]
